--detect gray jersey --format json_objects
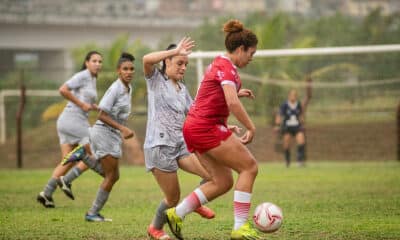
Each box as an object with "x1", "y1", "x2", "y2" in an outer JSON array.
[
  {"x1": 144, "y1": 68, "x2": 193, "y2": 148},
  {"x1": 64, "y1": 69, "x2": 97, "y2": 116},
  {"x1": 96, "y1": 79, "x2": 132, "y2": 128}
]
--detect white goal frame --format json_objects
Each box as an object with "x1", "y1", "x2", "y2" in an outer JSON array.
[
  {"x1": 189, "y1": 44, "x2": 400, "y2": 87},
  {"x1": 0, "y1": 90, "x2": 60, "y2": 144}
]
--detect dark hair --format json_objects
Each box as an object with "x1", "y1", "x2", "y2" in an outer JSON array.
[
  {"x1": 117, "y1": 52, "x2": 135, "y2": 68},
  {"x1": 80, "y1": 50, "x2": 102, "y2": 70},
  {"x1": 161, "y1": 43, "x2": 177, "y2": 74},
  {"x1": 223, "y1": 19, "x2": 258, "y2": 53}
]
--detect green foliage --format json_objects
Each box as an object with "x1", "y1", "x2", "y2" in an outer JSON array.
[
  {"x1": 0, "y1": 162, "x2": 399, "y2": 239},
  {"x1": 3, "y1": 9, "x2": 400, "y2": 132},
  {"x1": 70, "y1": 35, "x2": 152, "y2": 103}
]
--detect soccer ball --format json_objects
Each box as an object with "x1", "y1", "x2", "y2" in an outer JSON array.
[{"x1": 253, "y1": 202, "x2": 283, "y2": 233}]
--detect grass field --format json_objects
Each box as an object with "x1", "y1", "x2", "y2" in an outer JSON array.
[{"x1": 1, "y1": 161, "x2": 399, "y2": 240}]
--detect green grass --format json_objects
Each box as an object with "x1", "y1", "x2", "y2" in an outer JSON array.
[{"x1": 0, "y1": 162, "x2": 399, "y2": 239}]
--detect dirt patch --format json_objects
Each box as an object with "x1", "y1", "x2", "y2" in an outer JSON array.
[{"x1": 250, "y1": 121, "x2": 396, "y2": 162}]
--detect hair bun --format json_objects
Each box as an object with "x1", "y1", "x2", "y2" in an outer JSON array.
[{"x1": 223, "y1": 19, "x2": 244, "y2": 34}]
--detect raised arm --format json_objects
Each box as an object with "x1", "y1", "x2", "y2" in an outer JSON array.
[
  {"x1": 223, "y1": 84, "x2": 256, "y2": 144},
  {"x1": 142, "y1": 37, "x2": 195, "y2": 77}
]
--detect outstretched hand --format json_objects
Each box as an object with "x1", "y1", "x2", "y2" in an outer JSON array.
[{"x1": 176, "y1": 37, "x2": 195, "y2": 56}]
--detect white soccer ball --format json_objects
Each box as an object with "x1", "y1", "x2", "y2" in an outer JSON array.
[{"x1": 253, "y1": 202, "x2": 283, "y2": 233}]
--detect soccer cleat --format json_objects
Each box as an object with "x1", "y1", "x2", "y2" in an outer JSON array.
[
  {"x1": 85, "y1": 212, "x2": 112, "y2": 222},
  {"x1": 57, "y1": 176, "x2": 75, "y2": 200},
  {"x1": 165, "y1": 208, "x2": 184, "y2": 240},
  {"x1": 36, "y1": 191, "x2": 55, "y2": 208},
  {"x1": 147, "y1": 224, "x2": 171, "y2": 240},
  {"x1": 62, "y1": 145, "x2": 86, "y2": 166},
  {"x1": 231, "y1": 222, "x2": 260, "y2": 240},
  {"x1": 194, "y1": 205, "x2": 215, "y2": 219}
]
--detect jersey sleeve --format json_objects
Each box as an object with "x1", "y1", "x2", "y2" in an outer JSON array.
[
  {"x1": 65, "y1": 71, "x2": 85, "y2": 90},
  {"x1": 145, "y1": 68, "x2": 163, "y2": 90},
  {"x1": 98, "y1": 84, "x2": 118, "y2": 114},
  {"x1": 215, "y1": 61, "x2": 238, "y2": 88},
  {"x1": 297, "y1": 101, "x2": 303, "y2": 114}
]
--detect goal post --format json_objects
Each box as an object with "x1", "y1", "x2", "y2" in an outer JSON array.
[{"x1": 0, "y1": 89, "x2": 60, "y2": 144}]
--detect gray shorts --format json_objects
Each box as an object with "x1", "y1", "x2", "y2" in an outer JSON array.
[
  {"x1": 57, "y1": 109, "x2": 90, "y2": 145},
  {"x1": 89, "y1": 124, "x2": 122, "y2": 159},
  {"x1": 144, "y1": 143, "x2": 190, "y2": 172}
]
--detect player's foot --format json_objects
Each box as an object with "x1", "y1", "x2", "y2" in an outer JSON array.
[
  {"x1": 85, "y1": 212, "x2": 112, "y2": 222},
  {"x1": 147, "y1": 224, "x2": 171, "y2": 240},
  {"x1": 57, "y1": 176, "x2": 74, "y2": 200},
  {"x1": 62, "y1": 144, "x2": 86, "y2": 165},
  {"x1": 231, "y1": 222, "x2": 260, "y2": 240},
  {"x1": 165, "y1": 208, "x2": 184, "y2": 240},
  {"x1": 36, "y1": 191, "x2": 55, "y2": 208},
  {"x1": 194, "y1": 205, "x2": 215, "y2": 219}
]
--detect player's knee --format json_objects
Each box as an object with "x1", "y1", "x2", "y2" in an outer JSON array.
[
  {"x1": 114, "y1": 172, "x2": 120, "y2": 182},
  {"x1": 247, "y1": 160, "x2": 258, "y2": 178},
  {"x1": 107, "y1": 171, "x2": 119, "y2": 184},
  {"x1": 216, "y1": 175, "x2": 233, "y2": 194}
]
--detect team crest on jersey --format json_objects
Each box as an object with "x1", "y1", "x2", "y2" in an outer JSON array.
[
  {"x1": 218, "y1": 125, "x2": 228, "y2": 132},
  {"x1": 216, "y1": 70, "x2": 225, "y2": 80}
]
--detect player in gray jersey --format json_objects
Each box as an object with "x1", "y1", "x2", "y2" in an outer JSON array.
[
  {"x1": 62, "y1": 52, "x2": 135, "y2": 222},
  {"x1": 143, "y1": 37, "x2": 215, "y2": 240},
  {"x1": 37, "y1": 51, "x2": 102, "y2": 208}
]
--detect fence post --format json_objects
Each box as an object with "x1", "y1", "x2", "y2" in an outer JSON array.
[
  {"x1": 16, "y1": 70, "x2": 26, "y2": 169},
  {"x1": 0, "y1": 91, "x2": 5, "y2": 144},
  {"x1": 397, "y1": 101, "x2": 400, "y2": 161}
]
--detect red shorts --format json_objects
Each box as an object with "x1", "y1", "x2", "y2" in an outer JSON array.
[{"x1": 183, "y1": 116, "x2": 232, "y2": 154}]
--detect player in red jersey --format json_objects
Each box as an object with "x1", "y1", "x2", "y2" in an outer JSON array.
[{"x1": 166, "y1": 19, "x2": 260, "y2": 240}]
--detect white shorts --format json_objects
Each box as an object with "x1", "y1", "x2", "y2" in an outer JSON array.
[
  {"x1": 57, "y1": 109, "x2": 89, "y2": 145},
  {"x1": 90, "y1": 124, "x2": 122, "y2": 159},
  {"x1": 144, "y1": 142, "x2": 190, "y2": 172}
]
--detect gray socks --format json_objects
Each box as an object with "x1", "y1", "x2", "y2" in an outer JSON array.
[
  {"x1": 82, "y1": 155, "x2": 105, "y2": 177},
  {"x1": 43, "y1": 177, "x2": 58, "y2": 197},
  {"x1": 152, "y1": 200, "x2": 169, "y2": 229},
  {"x1": 63, "y1": 166, "x2": 82, "y2": 184},
  {"x1": 88, "y1": 188, "x2": 110, "y2": 215}
]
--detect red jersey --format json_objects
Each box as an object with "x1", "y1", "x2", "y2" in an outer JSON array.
[{"x1": 188, "y1": 55, "x2": 241, "y2": 124}]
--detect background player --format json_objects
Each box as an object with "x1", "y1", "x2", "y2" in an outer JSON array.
[
  {"x1": 165, "y1": 19, "x2": 260, "y2": 240},
  {"x1": 143, "y1": 38, "x2": 215, "y2": 240},
  {"x1": 37, "y1": 51, "x2": 102, "y2": 208},
  {"x1": 275, "y1": 78, "x2": 312, "y2": 167},
  {"x1": 63, "y1": 52, "x2": 135, "y2": 221}
]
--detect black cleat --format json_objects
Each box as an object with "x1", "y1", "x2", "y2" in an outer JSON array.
[
  {"x1": 37, "y1": 191, "x2": 55, "y2": 208},
  {"x1": 57, "y1": 176, "x2": 75, "y2": 200}
]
